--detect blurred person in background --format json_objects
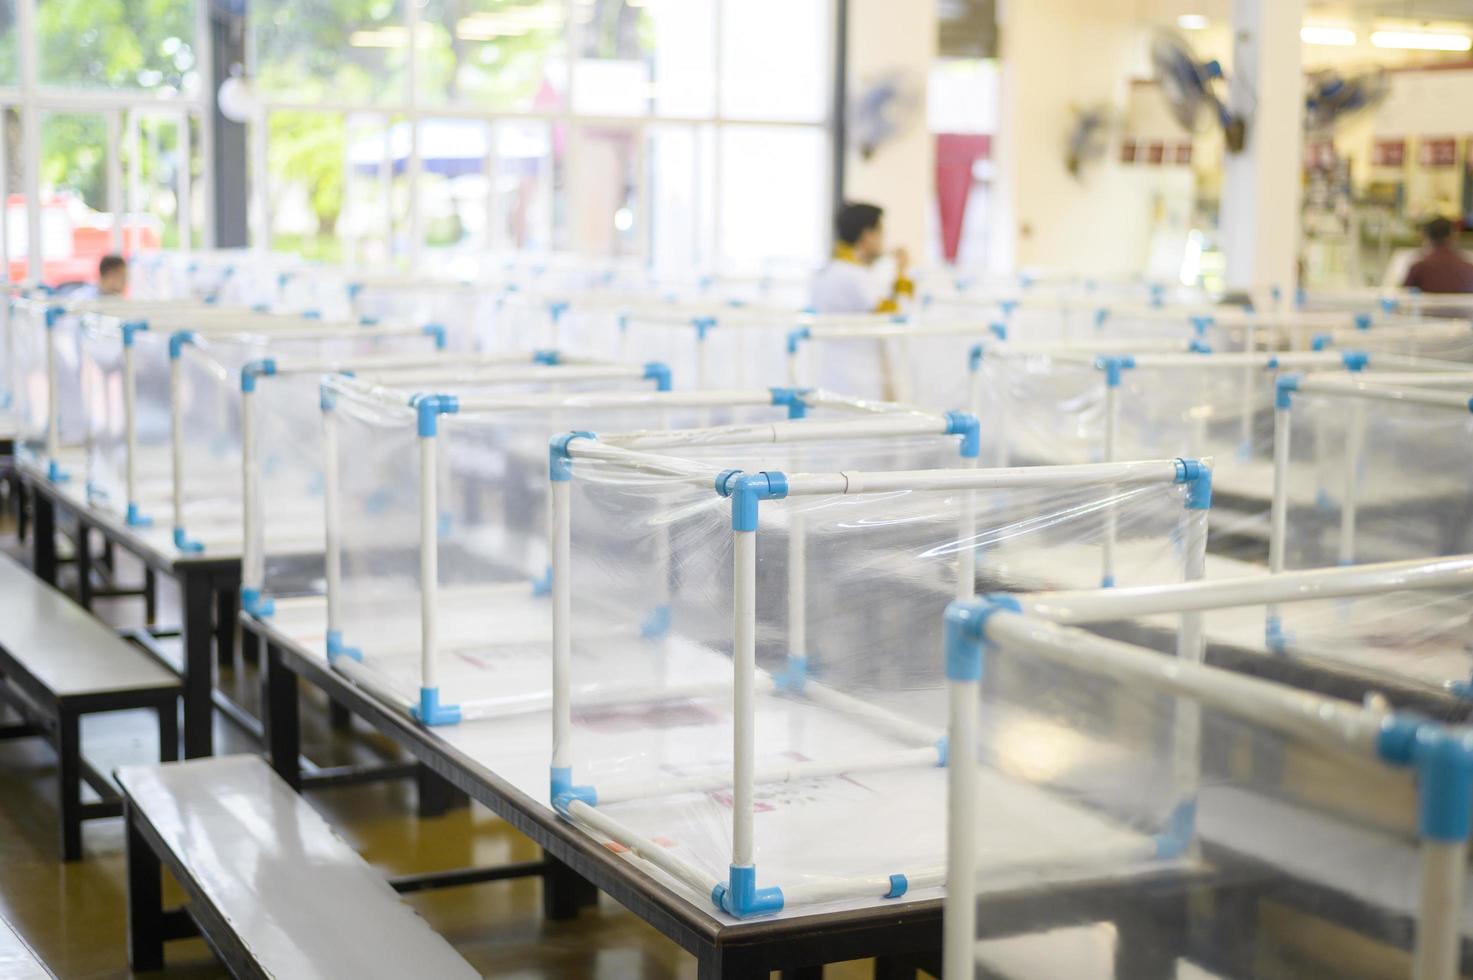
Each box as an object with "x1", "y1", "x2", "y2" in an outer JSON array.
[
  {"x1": 1403, "y1": 217, "x2": 1473, "y2": 294},
  {"x1": 810, "y1": 202, "x2": 914, "y2": 314},
  {"x1": 71, "y1": 254, "x2": 128, "y2": 299}
]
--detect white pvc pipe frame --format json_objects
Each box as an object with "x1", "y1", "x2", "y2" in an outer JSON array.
[
  {"x1": 1268, "y1": 376, "x2": 1473, "y2": 612},
  {"x1": 553, "y1": 429, "x2": 1208, "y2": 915},
  {"x1": 960, "y1": 554, "x2": 1473, "y2": 980}
]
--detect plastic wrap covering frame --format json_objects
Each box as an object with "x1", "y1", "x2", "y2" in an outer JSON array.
[
  {"x1": 712, "y1": 865, "x2": 784, "y2": 918},
  {"x1": 715, "y1": 470, "x2": 789, "y2": 532},
  {"x1": 241, "y1": 587, "x2": 275, "y2": 619},
  {"x1": 411, "y1": 393, "x2": 460, "y2": 437},
  {"x1": 240, "y1": 357, "x2": 277, "y2": 392},
  {"x1": 944, "y1": 411, "x2": 981, "y2": 458},
  {"x1": 549, "y1": 431, "x2": 598, "y2": 482},
  {"x1": 643, "y1": 361, "x2": 673, "y2": 392},
  {"x1": 1377, "y1": 716, "x2": 1473, "y2": 842},
  {"x1": 412, "y1": 686, "x2": 461, "y2": 726},
  {"x1": 943, "y1": 594, "x2": 1019, "y2": 681},
  {"x1": 768, "y1": 387, "x2": 812, "y2": 420},
  {"x1": 1172, "y1": 458, "x2": 1213, "y2": 510},
  {"x1": 326, "y1": 629, "x2": 362, "y2": 664}
]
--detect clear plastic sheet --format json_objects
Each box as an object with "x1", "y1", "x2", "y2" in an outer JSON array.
[
  {"x1": 10, "y1": 298, "x2": 89, "y2": 474},
  {"x1": 324, "y1": 385, "x2": 892, "y2": 715},
  {"x1": 347, "y1": 279, "x2": 494, "y2": 350},
  {"x1": 551, "y1": 430, "x2": 1204, "y2": 918}
]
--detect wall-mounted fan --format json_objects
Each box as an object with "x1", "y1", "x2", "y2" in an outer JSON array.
[
  {"x1": 1150, "y1": 31, "x2": 1247, "y2": 152},
  {"x1": 1065, "y1": 104, "x2": 1114, "y2": 179},
  {"x1": 850, "y1": 70, "x2": 923, "y2": 160},
  {"x1": 1304, "y1": 68, "x2": 1391, "y2": 134}
]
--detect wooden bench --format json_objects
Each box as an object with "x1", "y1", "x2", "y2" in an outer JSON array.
[
  {"x1": 0, "y1": 553, "x2": 180, "y2": 860},
  {"x1": 119, "y1": 755, "x2": 479, "y2": 979},
  {"x1": 0, "y1": 912, "x2": 58, "y2": 979}
]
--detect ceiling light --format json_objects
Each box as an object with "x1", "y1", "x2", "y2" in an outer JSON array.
[
  {"x1": 1370, "y1": 29, "x2": 1471, "y2": 51},
  {"x1": 1176, "y1": 14, "x2": 1208, "y2": 30},
  {"x1": 1301, "y1": 26, "x2": 1356, "y2": 46}
]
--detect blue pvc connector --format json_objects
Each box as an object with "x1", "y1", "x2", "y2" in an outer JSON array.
[
  {"x1": 999, "y1": 299, "x2": 1018, "y2": 319},
  {"x1": 412, "y1": 393, "x2": 460, "y2": 437},
  {"x1": 531, "y1": 565, "x2": 552, "y2": 597},
  {"x1": 772, "y1": 656, "x2": 809, "y2": 695},
  {"x1": 1295, "y1": 286, "x2": 1307, "y2": 309},
  {"x1": 944, "y1": 411, "x2": 981, "y2": 459},
  {"x1": 303, "y1": 309, "x2": 322, "y2": 320},
  {"x1": 550, "y1": 766, "x2": 597, "y2": 815},
  {"x1": 1265, "y1": 615, "x2": 1289, "y2": 653},
  {"x1": 968, "y1": 343, "x2": 984, "y2": 372},
  {"x1": 46, "y1": 459, "x2": 70, "y2": 483},
  {"x1": 1466, "y1": 397, "x2": 1473, "y2": 415},
  {"x1": 769, "y1": 387, "x2": 811, "y2": 420},
  {"x1": 786, "y1": 326, "x2": 811, "y2": 356},
  {"x1": 1173, "y1": 458, "x2": 1212, "y2": 510},
  {"x1": 120, "y1": 319, "x2": 148, "y2": 347},
  {"x1": 692, "y1": 315, "x2": 717, "y2": 340},
  {"x1": 348, "y1": 281, "x2": 364, "y2": 300},
  {"x1": 532, "y1": 349, "x2": 560, "y2": 366},
  {"x1": 359, "y1": 315, "x2": 380, "y2": 326},
  {"x1": 934, "y1": 736, "x2": 948, "y2": 767},
  {"x1": 943, "y1": 595, "x2": 1020, "y2": 681},
  {"x1": 241, "y1": 587, "x2": 276, "y2": 618},
  {"x1": 617, "y1": 313, "x2": 630, "y2": 333},
  {"x1": 1310, "y1": 333, "x2": 1331, "y2": 351},
  {"x1": 643, "y1": 361, "x2": 672, "y2": 392},
  {"x1": 1376, "y1": 716, "x2": 1473, "y2": 842},
  {"x1": 125, "y1": 503, "x2": 152, "y2": 527},
  {"x1": 325, "y1": 630, "x2": 362, "y2": 663},
  {"x1": 168, "y1": 330, "x2": 199, "y2": 360},
  {"x1": 1264, "y1": 356, "x2": 1280, "y2": 370},
  {"x1": 1188, "y1": 339, "x2": 1212, "y2": 354},
  {"x1": 241, "y1": 357, "x2": 277, "y2": 393},
  {"x1": 423, "y1": 323, "x2": 447, "y2": 349},
  {"x1": 717, "y1": 471, "x2": 789, "y2": 532},
  {"x1": 1095, "y1": 355, "x2": 1135, "y2": 387},
  {"x1": 549, "y1": 431, "x2": 596, "y2": 482},
  {"x1": 412, "y1": 686, "x2": 462, "y2": 726},
  {"x1": 640, "y1": 604, "x2": 671, "y2": 639},
  {"x1": 1094, "y1": 308, "x2": 1110, "y2": 330},
  {"x1": 884, "y1": 874, "x2": 908, "y2": 899},
  {"x1": 320, "y1": 384, "x2": 338, "y2": 412},
  {"x1": 1190, "y1": 314, "x2": 1213, "y2": 336},
  {"x1": 1378, "y1": 297, "x2": 1397, "y2": 315},
  {"x1": 714, "y1": 865, "x2": 784, "y2": 917},
  {"x1": 1101, "y1": 574, "x2": 1116, "y2": 588},
  {"x1": 989, "y1": 322, "x2": 1007, "y2": 341},
  {"x1": 1354, "y1": 312, "x2": 1372, "y2": 330},
  {"x1": 252, "y1": 303, "x2": 270, "y2": 314},
  {"x1": 1155, "y1": 798, "x2": 1198, "y2": 858},
  {"x1": 44, "y1": 305, "x2": 63, "y2": 328},
  {"x1": 1341, "y1": 351, "x2": 1369, "y2": 373},
  {"x1": 1275, "y1": 374, "x2": 1300, "y2": 410},
  {"x1": 173, "y1": 526, "x2": 204, "y2": 554}
]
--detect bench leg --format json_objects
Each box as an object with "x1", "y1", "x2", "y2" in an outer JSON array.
[
  {"x1": 261, "y1": 642, "x2": 301, "y2": 790},
  {"x1": 143, "y1": 567, "x2": 157, "y2": 625},
  {"x1": 76, "y1": 522, "x2": 93, "y2": 609},
  {"x1": 542, "y1": 853, "x2": 598, "y2": 921},
  {"x1": 32, "y1": 489, "x2": 56, "y2": 586},
  {"x1": 158, "y1": 699, "x2": 180, "y2": 763},
  {"x1": 416, "y1": 763, "x2": 469, "y2": 818},
  {"x1": 57, "y1": 708, "x2": 82, "y2": 861},
  {"x1": 872, "y1": 957, "x2": 918, "y2": 980},
  {"x1": 215, "y1": 583, "x2": 237, "y2": 668},
  {"x1": 329, "y1": 699, "x2": 352, "y2": 731},
  {"x1": 126, "y1": 805, "x2": 166, "y2": 972},
  {"x1": 181, "y1": 571, "x2": 214, "y2": 759}
]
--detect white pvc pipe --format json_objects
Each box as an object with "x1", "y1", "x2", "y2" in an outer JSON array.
[
  {"x1": 944, "y1": 676, "x2": 979, "y2": 980},
  {"x1": 783, "y1": 460, "x2": 1185, "y2": 498},
  {"x1": 419, "y1": 432, "x2": 438, "y2": 691},
  {"x1": 1413, "y1": 838, "x2": 1468, "y2": 980},
  {"x1": 732, "y1": 527, "x2": 757, "y2": 870},
  {"x1": 322, "y1": 405, "x2": 343, "y2": 639},
  {"x1": 550, "y1": 478, "x2": 573, "y2": 774},
  {"x1": 801, "y1": 680, "x2": 942, "y2": 747},
  {"x1": 1021, "y1": 554, "x2": 1473, "y2": 625},
  {"x1": 241, "y1": 386, "x2": 260, "y2": 589},
  {"x1": 1338, "y1": 400, "x2": 1366, "y2": 566},
  {"x1": 123, "y1": 341, "x2": 138, "y2": 507}
]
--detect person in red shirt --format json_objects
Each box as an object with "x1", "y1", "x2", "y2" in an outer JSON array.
[{"x1": 1403, "y1": 217, "x2": 1473, "y2": 293}]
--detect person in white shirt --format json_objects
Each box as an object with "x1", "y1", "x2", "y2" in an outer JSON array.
[{"x1": 808, "y1": 202, "x2": 913, "y2": 314}]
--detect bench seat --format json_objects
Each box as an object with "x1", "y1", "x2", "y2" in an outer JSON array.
[
  {"x1": 119, "y1": 755, "x2": 479, "y2": 979},
  {"x1": 0, "y1": 913, "x2": 57, "y2": 979}
]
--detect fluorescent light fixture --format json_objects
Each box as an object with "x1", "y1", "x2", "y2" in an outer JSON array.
[
  {"x1": 1301, "y1": 25, "x2": 1356, "y2": 46},
  {"x1": 1370, "y1": 29, "x2": 1471, "y2": 51},
  {"x1": 1177, "y1": 14, "x2": 1208, "y2": 30}
]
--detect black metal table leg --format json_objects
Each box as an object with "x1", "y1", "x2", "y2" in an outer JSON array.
[
  {"x1": 416, "y1": 763, "x2": 469, "y2": 818},
  {"x1": 143, "y1": 567, "x2": 157, "y2": 624},
  {"x1": 329, "y1": 700, "x2": 352, "y2": 731},
  {"x1": 180, "y1": 570, "x2": 215, "y2": 758},
  {"x1": 31, "y1": 487, "x2": 56, "y2": 585},
  {"x1": 215, "y1": 582, "x2": 237, "y2": 668},
  {"x1": 76, "y1": 520, "x2": 93, "y2": 609},
  {"x1": 157, "y1": 699, "x2": 180, "y2": 763},
  {"x1": 57, "y1": 707, "x2": 82, "y2": 861},
  {"x1": 542, "y1": 852, "x2": 598, "y2": 921},
  {"x1": 125, "y1": 805, "x2": 166, "y2": 972},
  {"x1": 261, "y1": 642, "x2": 302, "y2": 790}
]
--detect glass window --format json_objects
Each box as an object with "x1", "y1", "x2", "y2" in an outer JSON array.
[
  {"x1": 37, "y1": 0, "x2": 199, "y2": 93},
  {"x1": 267, "y1": 109, "x2": 351, "y2": 261},
  {"x1": 720, "y1": 0, "x2": 828, "y2": 122},
  {"x1": 567, "y1": 124, "x2": 639, "y2": 258},
  {"x1": 571, "y1": 0, "x2": 715, "y2": 117},
  {"x1": 418, "y1": 0, "x2": 567, "y2": 111},
  {"x1": 255, "y1": 0, "x2": 408, "y2": 104},
  {"x1": 340, "y1": 112, "x2": 396, "y2": 266},
  {"x1": 490, "y1": 119, "x2": 555, "y2": 252},
  {"x1": 416, "y1": 117, "x2": 492, "y2": 265},
  {"x1": 648, "y1": 124, "x2": 714, "y2": 273},
  {"x1": 39, "y1": 112, "x2": 108, "y2": 281},
  {"x1": 718, "y1": 126, "x2": 825, "y2": 272},
  {"x1": 122, "y1": 112, "x2": 187, "y2": 253}
]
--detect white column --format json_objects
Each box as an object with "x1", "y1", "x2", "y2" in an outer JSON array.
[
  {"x1": 1220, "y1": 0, "x2": 1304, "y2": 303},
  {"x1": 844, "y1": 0, "x2": 936, "y2": 256}
]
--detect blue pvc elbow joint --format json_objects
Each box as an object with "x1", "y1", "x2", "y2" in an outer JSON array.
[
  {"x1": 713, "y1": 866, "x2": 784, "y2": 918},
  {"x1": 944, "y1": 411, "x2": 981, "y2": 459},
  {"x1": 769, "y1": 387, "x2": 811, "y2": 420},
  {"x1": 643, "y1": 361, "x2": 672, "y2": 391},
  {"x1": 693, "y1": 315, "x2": 717, "y2": 340},
  {"x1": 550, "y1": 767, "x2": 598, "y2": 816},
  {"x1": 1341, "y1": 350, "x2": 1369, "y2": 373},
  {"x1": 786, "y1": 326, "x2": 811, "y2": 356},
  {"x1": 325, "y1": 629, "x2": 362, "y2": 663},
  {"x1": 120, "y1": 320, "x2": 148, "y2": 347},
  {"x1": 412, "y1": 393, "x2": 460, "y2": 437},
  {"x1": 172, "y1": 527, "x2": 204, "y2": 554},
  {"x1": 240, "y1": 587, "x2": 275, "y2": 618},
  {"x1": 1094, "y1": 308, "x2": 1110, "y2": 329},
  {"x1": 1377, "y1": 716, "x2": 1473, "y2": 842},
  {"x1": 359, "y1": 315, "x2": 380, "y2": 326},
  {"x1": 1095, "y1": 355, "x2": 1135, "y2": 387},
  {"x1": 241, "y1": 358, "x2": 277, "y2": 393},
  {"x1": 989, "y1": 322, "x2": 1007, "y2": 341},
  {"x1": 943, "y1": 594, "x2": 1020, "y2": 682},
  {"x1": 1188, "y1": 339, "x2": 1212, "y2": 354},
  {"x1": 1275, "y1": 374, "x2": 1300, "y2": 410},
  {"x1": 412, "y1": 687, "x2": 461, "y2": 726},
  {"x1": 168, "y1": 331, "x2": 199, "y2": 360},
  {"x1": 1174, "y1": 458, "x2": 1212, "y2": 510},
  {"x1": 549, "y1": 431, "x2": 597, "y2": 482},
  {"x1": 423, "y1": 323, "x2": 447, "y2": 349},
  {"x1": 716, "y1": 470, "x2": 788, "y2": 532},
  {"x1": 125, "y1": 503, "x2": 152, "y2": 527},
  {"x1": 1190, "y1": 315, "x2": 1213, "y2": 336},
  {"x1": 1155, "y1": 798, "x2": 1198, "y2": 859},
  {"x1": 1311, "y1": 332, "x2": 1331, "y2": 351},
  {"x1": 44, "y1": 305, "x2": 63, "y2": 328},
  {"x1": 532, "y1": 349, "x2": 560, "y2": 366},
  {"x1": 968, "y1": 343, "x2": 985, "y2": 372}
]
